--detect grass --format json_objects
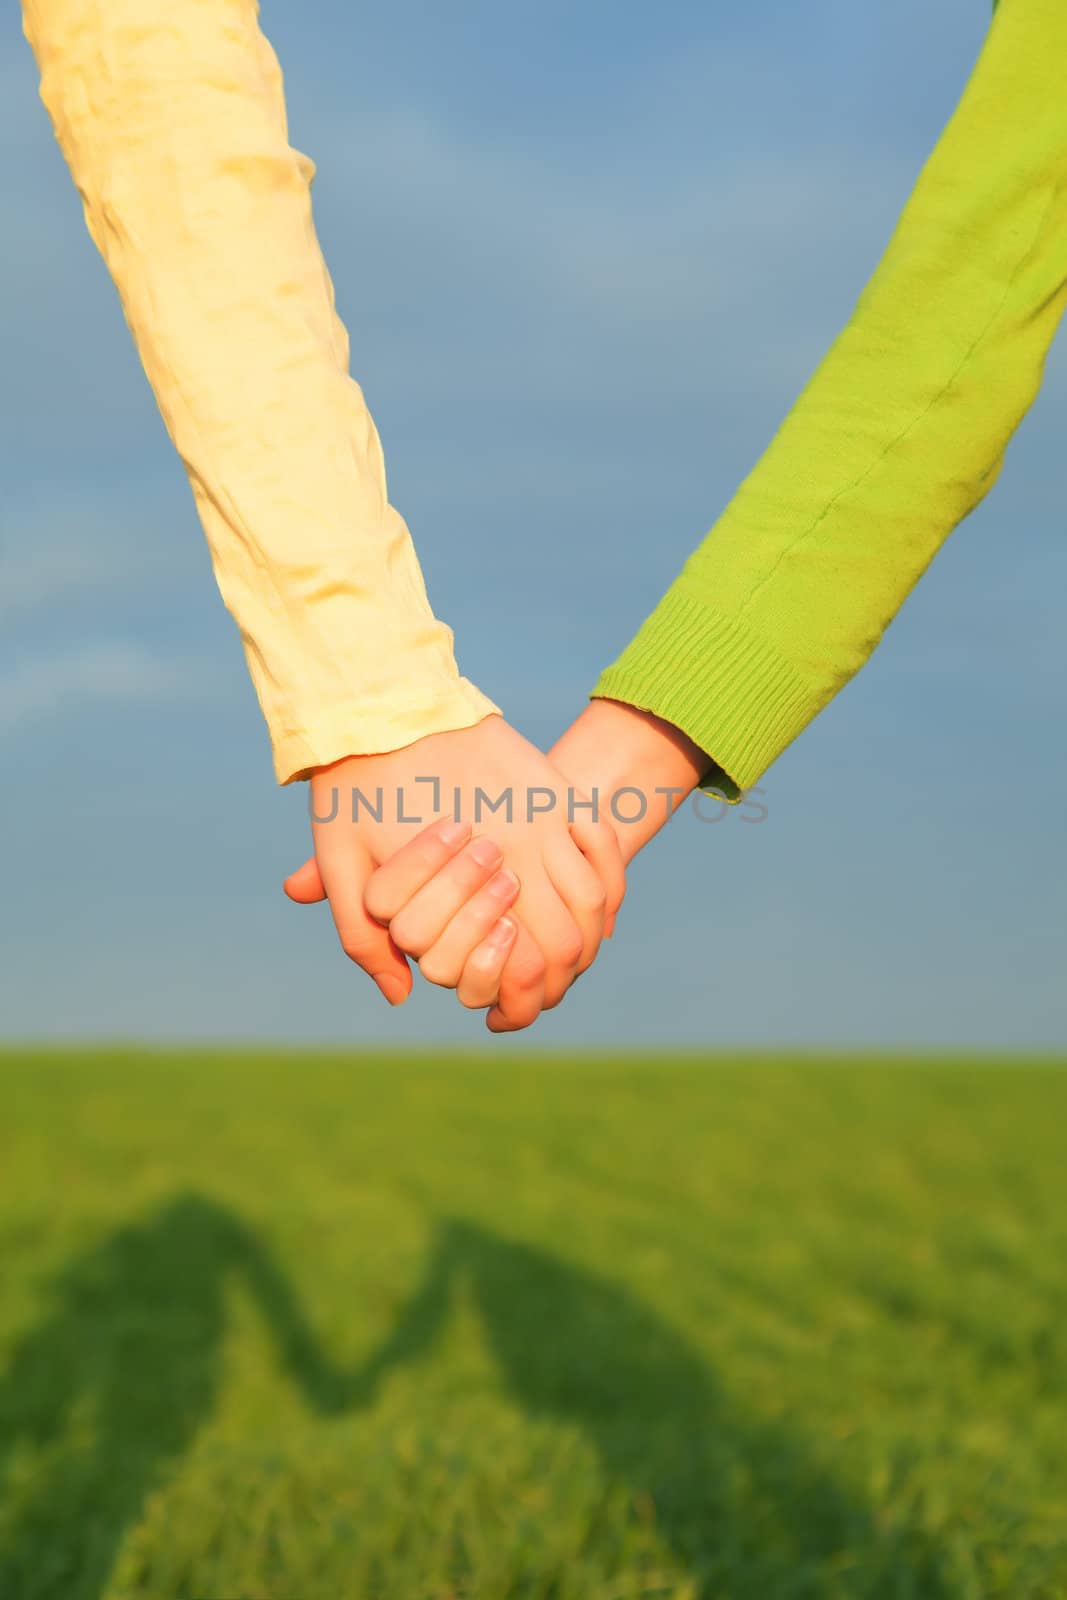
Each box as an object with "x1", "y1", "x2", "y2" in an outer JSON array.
[{"x1": 1, "y1": 1048, "x2": 1066, "y2": 1600}]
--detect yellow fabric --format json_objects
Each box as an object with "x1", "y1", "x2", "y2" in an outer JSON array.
[{"x1": 21, "y1": 0, "x2": 500, "y2": 783}]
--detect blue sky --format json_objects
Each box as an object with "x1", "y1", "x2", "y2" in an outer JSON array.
[{"x1": 1, "y1": 0, "x2": 1063, "y2": 1049}]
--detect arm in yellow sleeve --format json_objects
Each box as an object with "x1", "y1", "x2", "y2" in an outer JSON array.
[
  {"x1": 21, "y1": 0, "x2": 500, "y2": 782},
  {"x1": 593, "y1": 0, "x2": 1067, "y2": 797}
]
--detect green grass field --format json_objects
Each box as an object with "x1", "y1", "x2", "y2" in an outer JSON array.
[{"x1": 1, "y1": 1049, "x2": 1065, "y2": 1600}]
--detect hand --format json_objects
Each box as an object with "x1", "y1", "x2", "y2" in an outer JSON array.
[
  {"x1": 283, "y1": 715, "x2": 625, "y2": 1031},
  {"x1": 354, "y1": 814, "x2": 526, "y2": 1011},
  {"x1": 358, "y1": 699, "x2": 709, "y2": 1015}
]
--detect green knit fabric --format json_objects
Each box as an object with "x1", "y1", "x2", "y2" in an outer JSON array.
[{"x1": 594, "y1": 0, "x2": 1065, "y2": 798}]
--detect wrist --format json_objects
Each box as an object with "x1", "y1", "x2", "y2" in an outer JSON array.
[{"x1": 550, "y1": 699, "x2": 706, "y2": 862}]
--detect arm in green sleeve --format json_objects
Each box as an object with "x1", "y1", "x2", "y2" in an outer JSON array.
[{"x1": 593, "y1": 0, "x2": 1067, "y2": 797}]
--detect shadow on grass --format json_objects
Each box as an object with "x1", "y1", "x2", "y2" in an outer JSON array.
[{"x1": 0, "y1": 1195, "x2": 956, "y2": 1599}]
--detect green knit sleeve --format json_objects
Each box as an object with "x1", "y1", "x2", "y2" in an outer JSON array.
[{"x1": 593, "y1": 0, "x2": 1067, "y2": 799}]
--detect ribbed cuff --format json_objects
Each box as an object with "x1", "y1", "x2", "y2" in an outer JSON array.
[
  {"x1": 272, "y1": 677, "x2": 502, "y2": 785},
  {"x1": 591, "y1": 586, "x2": 819, "y2": 798}
]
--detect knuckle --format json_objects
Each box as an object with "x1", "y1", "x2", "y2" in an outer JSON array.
[
  {"x1": 558, "y1": 925, "x2": 585, "y2": 968},
  {"x1": 583, "y1": 881, "x2": 608, "y2": 914},
  {"x1": 417, "y1": 950, "x2": 456, "y2": 988},
  {"x1": 542, "y1": 970, "x2": 575, "y2": 1010},
  {"x1": 507, "y1": 950, "x2": 545, "y2": 991},
  {"x1": 388, "y1": 910, "x2": 428, "y2": 956},
  {"x1": 339, "y1": 936, "x2": 373, "y2": 967},
  {"x1": 461, "y1": 840, "x2": 502, "y2": 880},
  {"x1": 572, "y1": 946, "x2": 595, "y2": 979},
  {"x1": 497, "y1": 1004, "x2": 536, "y2": 1032},
  {"x1": 362, "y1": 880, "x2": 393, "y2": 924}
]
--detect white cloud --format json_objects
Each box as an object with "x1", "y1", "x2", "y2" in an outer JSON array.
[
  {"x1": 0, "y1": 490, "x2": 204, "y2": 622},
  {"x1": 1, "y1": 538, "x2": 128, "y2": 620},
  {"x1": 0, "y1": 642, "x2": 200, "y2": 736}
]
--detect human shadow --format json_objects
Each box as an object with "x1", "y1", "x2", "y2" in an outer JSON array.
[
  {"x1": 348, "y1": 1216, "x2": 958, "y2": 1598},
  {"x1": 0, "y1": 1193, "x2": 350, "y2": 1599},
  {"x1": 0, "y1": 1196, "x2": 957, "y2": 1598}
]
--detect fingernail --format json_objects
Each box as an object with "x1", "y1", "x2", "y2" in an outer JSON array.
[
  {"x1": 488, "y1": 914, "x2": 517, "y2": 948},
  {"x1": 439, "y1": 819, "x2": 470, "y2": 848},
  {"x1": 470, "y1": 836, "x2": 503, "y2": 869},
  {"x1": 374, "y1": 973, "x2": 409, "y2": 1006},
  {"x1": 488, "y1": 868, "x2": 519, "y2": 901}
]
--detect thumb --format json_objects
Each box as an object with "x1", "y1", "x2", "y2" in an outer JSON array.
[
  {"x1": 283, "y1": 855, "x2": 327, "y2": 903},
  {"x1": 315, "y1": 837, "x2": 414, "y2": 1008}
]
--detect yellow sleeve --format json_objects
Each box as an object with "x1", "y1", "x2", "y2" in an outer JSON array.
[{"x1": 21, "y1": 0, "x2": 500, "y2": 782}]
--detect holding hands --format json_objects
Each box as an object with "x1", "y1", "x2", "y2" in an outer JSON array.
[{"x1": 285, "y1": 702, "x2": 708, "y2": 1032}]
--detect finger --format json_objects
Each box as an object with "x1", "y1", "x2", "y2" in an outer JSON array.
[
  {"x1": 569, "y1": 811, "x2": 626, "y2": 938},
  {"x1": 416, "y1": 867, "x2": 520, "y2": 991},
  {"x1": 487, "y1": 922, "x2": 546, "y2": 1032},
  {"x1": 389, "y1": 836, "x2": 510, "y2": 958},
  {"x1": 543, "y1": 831, "x2": 606, "y2": 982},
  {"x1": 363, "y1": 816, "x2": 472, "y2": 925},
  {"x1": 315, "y1": 833, "x2": 412, "y2": 1007},
  {"x1": 284, "y1": 855, "x2": 327, "y2": 904},
  {"x1": 509, "y1": 872, "x2": 584, "y2": 1012},
  {"x1": 456, "y1": 914, "x2": 519, "y2": 1009}
]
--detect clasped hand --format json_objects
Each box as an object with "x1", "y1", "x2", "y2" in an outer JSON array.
[{"x1": 284, "y1": 705, "x2": 706, "y2": 1032}]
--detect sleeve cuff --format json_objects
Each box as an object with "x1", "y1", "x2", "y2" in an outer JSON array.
[
  {"x1": 591, "y1": 585, "x2": 820, "y2": 800},
  {"x1": 271, "y1": 677, "x2": 502, "y2": 785}
]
